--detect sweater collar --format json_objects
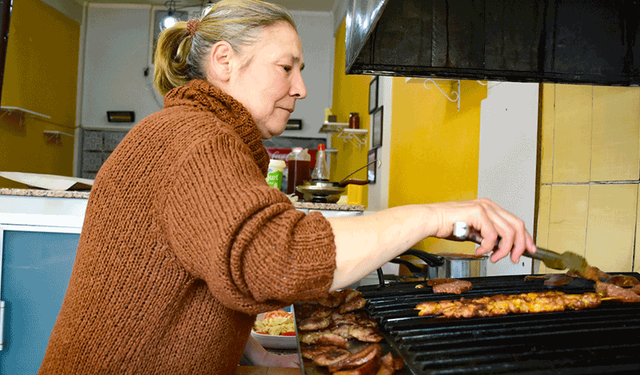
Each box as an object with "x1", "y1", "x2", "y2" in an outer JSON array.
[{"x1": 164, "y1": 79, "x2": 270, "y2": 176}]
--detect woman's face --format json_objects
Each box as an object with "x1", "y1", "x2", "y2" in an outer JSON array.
[{"x1": 226, "y1": 22, "x2": 307, "y2": 139}]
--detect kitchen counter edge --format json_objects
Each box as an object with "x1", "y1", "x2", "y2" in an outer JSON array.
[{"x1": 0, "y1": 188, "x2": 364, "y2": 211}]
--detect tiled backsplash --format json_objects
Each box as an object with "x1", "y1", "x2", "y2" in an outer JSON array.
[
  {"x1": 80, "y1": 129, "x2": 128, "y2": 179},
  {"x1": 537, "y1": 84, "x2": 640, "y2": 273}
]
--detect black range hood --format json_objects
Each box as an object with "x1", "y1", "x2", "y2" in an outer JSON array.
[{"x1": 345, "y1": 0, "x2": 640, "y2": 86}]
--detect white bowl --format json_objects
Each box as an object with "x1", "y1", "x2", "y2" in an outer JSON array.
[{"x1": 251, "y1": 313, "x2": 298, "y2": 350}]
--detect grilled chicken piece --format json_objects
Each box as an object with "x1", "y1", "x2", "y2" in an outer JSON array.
[
  {"x1": 347, "y1": 325, "x2": 383, "y2": 343},
  {"x1": 416, "y1": 291, "x2": 601, "y2": 318},
  {"x1": 333, "y1": 358, "x2": 381, "y2": 375},
  {"x1": 567, "y1": 266, "x2": 610, "y2": 282},
  {"x1": 327, "y1": 343, "x2": 382, "y2": 373},
  {"x1": 329, "y1": 324, "x2": 383, "y2": 343},
  {"x1": 317, "y1": 288, "x2": 363, "y2": 308},
  {"x1": 312, "y1": 347, "x2": 352, "y2": 367},
  {"x1": 524, "y1": 274, "x2": 575, "y2": 286},
  {"x1": 432, "y1": 279, "x2": 472, "y2": 294},
  {"x1": 596, "y1": 281, "x2": 640, "y2": 302},
  {"x1": 300, "y1": 344, "x2": 345, "y2": 360},
  {"x1": 299, "y1": 331, "x2": 350, "y2": 348},
  {"x1": 606, "y1": 275, "x2": 640, "y2": 288},
  {"x1": 331, "y1": 311, "x2": 378, "y2": 328},
  {"x1": 298, "y1": 316, "x2": 331, "y2": 331},
  {"x1": 426, "y1": 278, "x2": 459, "y2": 286},
  {"x1": 339, "y1": 296, "x2": 367, "y2": 314},
  {"x1": 376, "y1": 352, "x2": 404, "y2": 375}
]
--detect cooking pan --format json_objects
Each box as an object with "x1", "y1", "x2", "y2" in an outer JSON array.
[{"x1": 295, "y1": 159, "x2": 379, "y2": 203}]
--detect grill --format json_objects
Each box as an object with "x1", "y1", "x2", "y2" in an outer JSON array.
[{"x1": 356, "y1": 273, "x2": 640, "y2": 375}]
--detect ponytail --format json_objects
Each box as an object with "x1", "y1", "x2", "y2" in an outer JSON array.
[{"x1": 152, "y1": 0, "x2": 296, "y2": 97}]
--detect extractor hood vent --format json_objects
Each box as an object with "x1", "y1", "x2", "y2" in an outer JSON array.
[{"x1": 346, "y1": 0, "x2": 640, "y2": 86}]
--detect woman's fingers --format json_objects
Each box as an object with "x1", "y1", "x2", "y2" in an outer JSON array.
[{"x1": 438, "y1": 199, "x2": 535, "y2": 263}]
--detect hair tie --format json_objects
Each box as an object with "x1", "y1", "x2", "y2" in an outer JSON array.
[{"x1": 187, "y1": 19, "x2": 200, "y2": 37}]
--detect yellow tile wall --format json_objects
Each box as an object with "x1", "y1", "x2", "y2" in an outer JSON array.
[
  {"x1": 591, "y1": 87, "x2": 640, "y2": 182},
  {"x1": 552, "y1": 85, "x2": 592, "y2": 183},
  {"x1": 538, "y1": 83, "x2": 640, "y2": 273}
]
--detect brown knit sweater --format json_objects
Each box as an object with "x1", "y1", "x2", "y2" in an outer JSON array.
[{"x1": 38, "y1": 80, "x2": 337, "y2": 374}]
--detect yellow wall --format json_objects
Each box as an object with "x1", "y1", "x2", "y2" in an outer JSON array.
[
  {"x1": 389, "y1": 79, "x2": 487, "y2": 254},
  {"x1": 537, "y1": 84, "x2": 640, "y2": 273},
  {"x1": 330, "y1": 22, "x2": 372, "y2": 207},
  {"x1": 0, "y1": 0, "x2": 79, "y2": 188},
  {"x1": 331, "y1": 21, "x2": 487, "y2": 255}
]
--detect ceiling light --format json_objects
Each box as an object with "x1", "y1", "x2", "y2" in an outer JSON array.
[{"x1": 159, "y1": 0, "x2": 179, "y2": 31}]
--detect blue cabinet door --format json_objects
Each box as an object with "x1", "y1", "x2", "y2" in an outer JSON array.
[{"x1": 0, "y1": 230, "x2": 80, "y2": 375}]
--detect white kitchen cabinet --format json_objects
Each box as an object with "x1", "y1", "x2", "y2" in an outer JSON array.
[{"x1": 0, "y1": 193, "x2": 86, "y2": 374}]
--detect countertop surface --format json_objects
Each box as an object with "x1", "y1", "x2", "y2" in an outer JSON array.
[
  {"x1": 0, "y1": 188, "x2": 364, "y2": 211},
  {"x1": 236, "y1": 366, "x2": 299, "y2": 375}
]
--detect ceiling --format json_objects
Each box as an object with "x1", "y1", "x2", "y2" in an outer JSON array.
[{"x1": 77, "y1": 0, "x2": 339, "y2": 12}]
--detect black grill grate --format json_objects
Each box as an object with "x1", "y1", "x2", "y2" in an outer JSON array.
[{"x1": 357, "y1": 274, "x2": 640, "y2": 375}]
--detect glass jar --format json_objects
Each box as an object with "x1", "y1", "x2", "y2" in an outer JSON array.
[
  {"x1": 286, "y1": 147, "x2": 311, "y2": 199},
  {"x1": 349, "y1": 112, "x2": 360, "y2": 129}
]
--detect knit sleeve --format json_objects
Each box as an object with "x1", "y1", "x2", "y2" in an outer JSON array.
[{"x1": 159, "y1": 133, "x2": 337, "y2": 314}]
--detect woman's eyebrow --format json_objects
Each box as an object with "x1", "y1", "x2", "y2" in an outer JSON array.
[{"x1": 291, "y1": 54, "x2": 304, "y2": 70}]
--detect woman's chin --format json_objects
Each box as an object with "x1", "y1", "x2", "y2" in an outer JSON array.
[{"x1": 258, "y1": 123, "x2": 288, "y2": 139}]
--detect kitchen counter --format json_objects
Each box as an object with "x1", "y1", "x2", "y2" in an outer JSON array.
[
  {"x1": 236, "y1": 366, "x2": 299, "y2": 375},
  {"x1": 0, "y1": 187, "x2": 90, "y2": 199},
  {"x1": 0, "y1": 188, "x2": 364, "y2": 211}
]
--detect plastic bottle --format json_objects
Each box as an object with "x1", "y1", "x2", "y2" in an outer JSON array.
[
  {"x1": 311, "y1": 144, "x2": 330, "y2": 181},
  {"x1": 266, "y1": 159, "x2": 286, "y2": 190},
  {"x1": 286, "y1": 147, "x2": 311, "y2": 199}
]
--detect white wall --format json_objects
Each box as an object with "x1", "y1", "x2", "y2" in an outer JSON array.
[
  {"x1": 78, "y1": 4, "x2": 335, "y2": 137},
  {"x1": 80, "y1": 4, "x2": 160, "y2": 131},
  {"x1": 284, "y1": 11, "x2": 334, "y2": 139},
  {"x1": 478, "y1": 82, "x2": 539, "y2": 276},
  {"x1": 366, "y1": 76, "x2": 393, "y2": 212}
]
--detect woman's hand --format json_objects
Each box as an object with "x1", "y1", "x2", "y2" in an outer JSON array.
[
  {"x1": 256, "y1": 352, "x2": 300, "y2": 368},
  {"x1": 243, "y1": 335, "x2": 300, "y2": 368},
  {"x1": 328, "y1": 198, "x2": 535, "y2": 290},
  {"x1": 427, "y1": 198, "x2": 535, "y2": 263}
]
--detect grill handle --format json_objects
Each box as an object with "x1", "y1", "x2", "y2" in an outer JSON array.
[
  {"x1": 388, "y1": 258, "x2": 428, "y2": 277},
  {"x1": 401, "y1": 249, "x2": 445, "y2": 267},
  {"x1": 376, "y1": 249, "x2": 446, "y2": 287}
]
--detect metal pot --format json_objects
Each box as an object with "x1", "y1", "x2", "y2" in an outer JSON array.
[
  {"x1": 427, "y1": 253, "x2": 488, "y2": 279},
  {"x1": 397, "y1": 249, "x2": 487, "y2": 279}
]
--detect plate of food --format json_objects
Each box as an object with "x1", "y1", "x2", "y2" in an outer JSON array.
[{"x1": 251, "y1": 309, "x2": 297, "y2": 349}]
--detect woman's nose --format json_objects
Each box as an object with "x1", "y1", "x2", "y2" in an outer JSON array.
[{"x1": 292, "y1": 73, "x2": 307, "y2": 99}]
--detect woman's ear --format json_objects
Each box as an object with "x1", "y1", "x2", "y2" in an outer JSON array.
[{"x1": 207, "y1": 41, "x2": 234, "y2": 82}]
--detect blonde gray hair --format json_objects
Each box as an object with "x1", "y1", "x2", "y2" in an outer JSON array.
[{"x1": 154, "y1": 0, "x2": 297, "y2": 96}]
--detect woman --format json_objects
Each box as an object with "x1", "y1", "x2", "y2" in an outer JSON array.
[{"x1": 39, "y1": 0, "x2": 535, "y2": 373}]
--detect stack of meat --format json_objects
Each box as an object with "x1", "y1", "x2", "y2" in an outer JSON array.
[{"x1": 296, "y1": 288, "x2": 404, "y2": 375}]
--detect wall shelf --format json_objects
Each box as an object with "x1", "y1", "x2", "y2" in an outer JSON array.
[
  {"x1": 320, "y1": 122, "x2": 368, "y2": 148},
  {"x1": 0, "y1": 106, "x2": 51, "y2": 126},
  {"x1": 320, "y1": 121, "x2": 348, "y2": 133},
  {"x1": 1, "y1": 106, "x2": 50, "y2": 119},
  {"x1": 337, "y1": 128, "x2": 368, "y2": 148}
]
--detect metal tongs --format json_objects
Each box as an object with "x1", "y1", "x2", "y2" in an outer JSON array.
[{"x1": 453, "y1": 221, "x2": 589, "y2": 274}]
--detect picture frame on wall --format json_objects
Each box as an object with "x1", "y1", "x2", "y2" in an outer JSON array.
[
  {"x1": 368, "y1": 76, "x2": 379, "y2": 114},
  {"x1": 371, "y1": 106, "x2": 383, "y2": 148},
  {"x1": 367, "y1": 148, "x2": 377, "y2": 184}
]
